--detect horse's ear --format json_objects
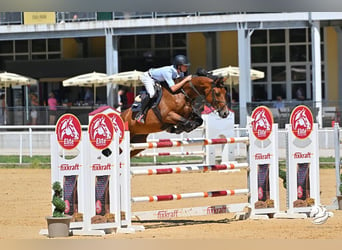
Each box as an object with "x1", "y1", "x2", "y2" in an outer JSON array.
[
  {"x1": 214, "y1": 76, "x2": 225, "y2": 87},
  {"x1": 196, "y1": 67, "x2": 208, "y2": 76}
]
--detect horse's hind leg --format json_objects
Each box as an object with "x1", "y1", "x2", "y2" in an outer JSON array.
[{"x1": 130, "y1": 134, "x2": 148, "y2": 157}]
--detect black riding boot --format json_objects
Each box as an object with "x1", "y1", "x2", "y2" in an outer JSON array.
[{"x1": 136, "y1": 95, "x2": 150, "y2": 124}]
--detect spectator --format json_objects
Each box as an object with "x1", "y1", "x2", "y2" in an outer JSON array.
[
  {"x1": 117, "y1": 87, "x2": 128, "y2": 112},
  {"x1": 296, "y1": 87, "x2": 305, "y2": 101},
  {"x1": 30, "y1": 93, "x2": 39, "y2": 125},
  {"x1": 48, "y1": 92, "x2": 58, "y2": 125},
  {"x1": 273, "y1": 96, "x2": 285, "y2": 109},
  {"x1": 0, "y1": 93, "x2": 5, "y2": 125},
  {"x1": 84, "y1": 87, "x2": 94, "y2": 105}
]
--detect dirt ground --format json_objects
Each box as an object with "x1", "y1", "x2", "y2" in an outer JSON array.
[{"x1": 1, "y1": 167, "x2": 342, "y2": 240}]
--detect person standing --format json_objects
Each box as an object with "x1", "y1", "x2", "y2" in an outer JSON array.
[
  {"x1": 117, "y1": 87, "x2": 128, "y2": 112},
  {"x1": 84, "y1": 87, "x2": 94, "y2": 105},
  {"x1": 0, "y1": 93, "x2": 5, "y2": 125},
  {"x1": 48, "y1": 92, "x2": 58, "y2": 125},
  {"x1": 136, "y1": 54, "x2": 192, "y2": 124},
  {"x1": 30, "y1": 93, "x2": 39, "y2": 125}
]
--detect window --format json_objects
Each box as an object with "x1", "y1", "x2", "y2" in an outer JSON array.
[
  {"x1": 290, "y1": 45, "x2": 307, "y2": 62},
  {"x1": 251, "y1": 30, "x2": 267, "y2": 44},
  {"x1": 251, "y1": 47, "x2": 267, "y2": 63},
  {"x1": 251, "y1": 28, "x2": 325, "y2": 101},
  {"x1": 32, "y1": 39, "x2": 46, "y2": 52},
  {"x1": 119, "y1": 33, "x2": 187, "y2": 71},
  {"x1": 271, "y1": 66, "x2": 286, "y2": 82},
  {"x1": 155, "y1": 34, "x2": 170, "y2": 48},
  {"x1": 15, "y1": 40, "x2": 28, "y2": 53},
  {"x1": 271, "y1": 84, "x2": 286, "y2": 100},
  {"x1": 0, "y1": 41, "x2": 13, "y2": 53},
  {"x1": 48, "y1": 39, "x2": 61, "y2": 51},
  {"x1": 270, "y1": 46, "x2": 285, "y2": 62},
  {"x1": 270, "y1": 29, "x2": 285, "y2": 43},
  {"x1": 0, "y1": 39, "x2": 62, "y2": 66}
]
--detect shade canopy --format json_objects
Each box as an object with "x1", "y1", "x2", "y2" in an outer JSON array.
[
  {"x1": 62, "y1": 71, "x2": 108, "y2": 87},
  {"x1": 63, "y1": 71, "x2": 108, "y2": 105},
  {"x1": 106, "y1": 70, "x2": 144, "y2": 87},
  {"x1": 209, "y1": 66, "x2": 264, "y2": 84},
  {"x1": 0, "y1": 71, "x2": 38, "y2": 124},
  {"x1": 0, "y1": 71, "x2": 38, "y2": 87}
]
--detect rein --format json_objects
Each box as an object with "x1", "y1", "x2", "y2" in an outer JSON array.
[{"x1": 182, "y1": 80, "x2": 227, "y2": 113}]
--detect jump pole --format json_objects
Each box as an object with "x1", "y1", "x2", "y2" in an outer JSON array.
[
  {"x1": 130, "y1": 137, "x2": 249, "y2": 150},
  {"x1": 130, "y1": 162, "x2": 249, "y2": 176}
]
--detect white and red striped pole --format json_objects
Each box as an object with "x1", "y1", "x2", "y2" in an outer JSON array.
[
  {"x1": 131, "y1": 162, "x2": 249, "y2": 176},
  {"x1": 130, "y1": 137, "x2": 249, "y2": 150},
  {"x1": 136, "y1": 150, "x2": 206, "y2": 157},
  {"x1": 132, "y1": 189, "x2": 249, "y2": 203}
]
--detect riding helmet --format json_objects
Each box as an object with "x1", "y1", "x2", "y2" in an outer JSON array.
[{"x1": 173, "y1": 55, "x2": 191, "y2": 67}]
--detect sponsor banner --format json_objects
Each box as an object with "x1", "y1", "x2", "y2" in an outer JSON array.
[
  {"x1": 23, "y1": 12, "x2": 56, "y2": 24},
  {"x1": 290, "y1": 105, "x2": 314, "y2": 139},
  {"x1": 107, "y1": 112, "x2": 125, "y2": 144},
  {"x1": 88, "y1": 113, "x2": 114, "y2": 150},
  {"x1": 55, "y1": 114, "x2": 82, "y2": 150},
  {"x1": 251, "y1": 106, "x2": 273, "y2": 141}
]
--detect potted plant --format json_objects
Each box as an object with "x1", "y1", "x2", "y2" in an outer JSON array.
[{"x1": 46, "y1": 181, "x2": 72, "y2": 237}]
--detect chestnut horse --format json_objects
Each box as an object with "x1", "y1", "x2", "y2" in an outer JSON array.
[{"x1": 121, "y1": 75, "x2": 229, "y2": 157}]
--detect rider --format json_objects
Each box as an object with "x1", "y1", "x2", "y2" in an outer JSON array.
[{"x1": 135, "y1": 54, "x2": 192, "y2": 124}]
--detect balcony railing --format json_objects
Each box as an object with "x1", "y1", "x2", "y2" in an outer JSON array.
[
  {"x1": 0, "y1": 12, "x2": 235, "y2": 25},
  {"x1": 56, "y1": 12, "x2": 97, "y2": 23}
]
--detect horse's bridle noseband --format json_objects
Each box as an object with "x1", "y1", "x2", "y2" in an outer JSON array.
[{"x1": 182, "y1": 80, "x2": 228, "y2": 113}]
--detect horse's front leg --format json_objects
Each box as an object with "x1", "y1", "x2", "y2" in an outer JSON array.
[
  {"x1": 163, "y1": 111, "x2": 188, "y2": 134},
  {"x1": 164, "y1": 111, "x2": 202, "y2": 134},
  {"x1": 163, "y1": 111, "x2": 188, "y2": 124}
]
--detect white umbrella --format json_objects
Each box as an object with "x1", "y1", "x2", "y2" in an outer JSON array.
[
  {"x1": 106, "y1": 70, "x2": 144, "y2": 96},
  {"x1": 0, "y1": 71, "x2": 38, "y2": 124},
  {"x1": 107, "y1": 70, "x2": 144, "y2": 86},
  {"x1": 63, "y1": 71, "x2": 108, "y2": 104},
  {"x1": 0, "y1": 71, "x2": 38, "y2": 87},
  {"x1": 209, "y1": 66, "x2": 264, "y2": 100},
  {"x1": 209, "y1": 66, "x2": 264, "y2": 83}
]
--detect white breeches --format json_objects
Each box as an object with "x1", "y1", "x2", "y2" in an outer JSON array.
[{"x1": 141, "y1": 72, "x2": 156, "y2": 98}]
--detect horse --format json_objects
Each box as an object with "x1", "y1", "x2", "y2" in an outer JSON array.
[{"x1": 120, "y1": 75, "x2": 229, "y2": 157}]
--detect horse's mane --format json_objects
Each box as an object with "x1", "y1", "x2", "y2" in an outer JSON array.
[{"x1": 196, "y1": 68, "x2": 226, "y2": 87}]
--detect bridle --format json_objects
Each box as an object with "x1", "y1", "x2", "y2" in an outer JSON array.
[{"x1": 181, "y1": 78, "x2": 228, "y2": 114}]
